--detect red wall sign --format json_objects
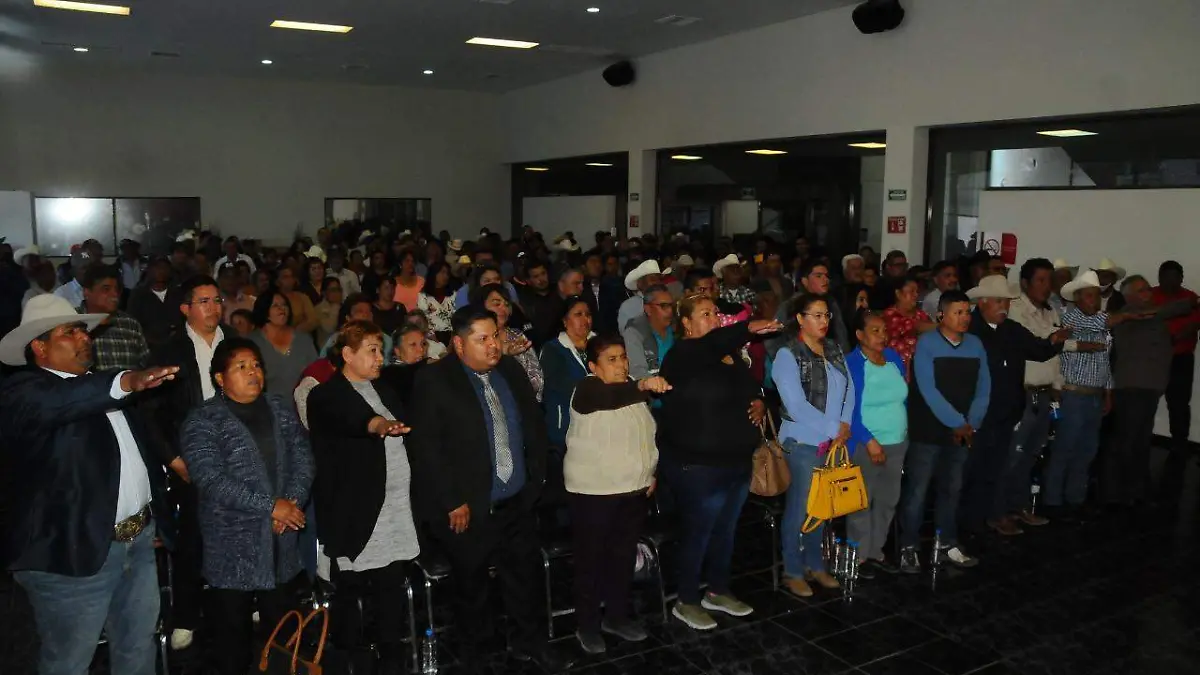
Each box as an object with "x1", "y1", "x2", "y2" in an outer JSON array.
[{"x1": 887, "y1": 216, "x2": 907, "y2": 234}]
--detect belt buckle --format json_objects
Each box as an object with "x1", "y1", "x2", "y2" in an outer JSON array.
[{"x1": 114, "y1": 507, "x2": 147, "y2": 542}]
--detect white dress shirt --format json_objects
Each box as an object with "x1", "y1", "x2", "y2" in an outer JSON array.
[
  {"x1": 332, "y1": 267, "x2": 361, "y2": 296},
  {"x1": 45, "y1": 368, "x2": 152, "y2": 524},
  {"x1": 54, "y1": 279, "x2": 85, "y2": 308},
  {"x1": 187, "y1": 323, "x2": 224, "y2": 401}
]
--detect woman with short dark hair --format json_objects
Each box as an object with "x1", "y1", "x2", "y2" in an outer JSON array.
[
  {"x1": 309, "y1": 320, "x2": 419, "y2": 673},
  {"x1": 471, "y1": 283, "x2": 542, "y2": 400},
  {"x1": 181, "y1": 337, "x2": 314, "y2": 675}
]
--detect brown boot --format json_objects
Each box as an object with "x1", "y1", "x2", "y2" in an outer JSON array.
[
  {"x1": 1015, "y1": 509, "x2": 1049, "y2": 526},
  {"x1": 987, "y1": 515, "x2": 1024, "y2": 536},
  {"x1": 783, "y1": 577, "x2": 814, "y2": 598},
  {"x1": 805, "y1": 570, "x2": 841, "y2": 590}
]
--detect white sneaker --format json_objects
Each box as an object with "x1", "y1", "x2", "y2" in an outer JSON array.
[
  {"x1": 169, "y1": 628, "x2": 194, "y2": 650},
  {"x1": 944, "y1": 546, "x2": 979, "y2": 568}
]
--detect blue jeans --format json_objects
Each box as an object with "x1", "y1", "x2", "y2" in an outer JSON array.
[
  {"x1": 14, "y1": 526, "x2": 160, "y2": 675},
  {"x1": 780, "y1": 441, "x2": 828, "y2": 577},
  {"x1": 1042, "y1": 390, "x2": 1104, "y2": 507},
  {"x1": 897, "y1": 442, "x2": 969, "y2": 548},
  {"x1": 660, "y1": 457, "x2": 750, "y2": 605}
]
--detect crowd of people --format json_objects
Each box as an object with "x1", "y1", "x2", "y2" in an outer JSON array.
[{"x1": 0, "y1": 223, "x2": 1197, "y2": 675}]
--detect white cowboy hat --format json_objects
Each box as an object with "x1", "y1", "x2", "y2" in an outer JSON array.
[
  {"x1": 448, "y1": 239, "x2": 464, "y2": 252},
  {"x1": 357, "y1": 230, "x2": 376, "y2": 245},
  {"x1": 1052, "y1": 258, "x2": 1078, "y2": 275},
  {"x1": 14, "y1": 245, "x2": 40, "y2": 264},
  {"x1": 966, "y1": 274, "x2": 1020, "y2": 301},
  {"x1": 1094, "y1": 258, "x2": 1126, "y2": 280},
  {"x1": 842, "y1": 253, "x2": 865, "y2": 269},
  {"x1": 305, "y1": 245, "x2": 327, "y2": 263},
  {"x1": 1060, "y1": 270, "x2": 1102, "y2": 300},
  {"x1": 175, "y1": 230, "x2": 196, "y2": 242},
  {"x1": 675, "y1": 254, "x2": 695, "y2": 267},
  {"x1": 0, "y1": 295, "x2": 108, "y2": 366},
  {"x1": 712, "y1": 254, "x2": 740, "y2": 277},
  {"x1": 624, "y1": 259, "x2": 662, "y2": 291},
  {"x1": 557, "y1": 239, "x2": 581, "y2": 253}
]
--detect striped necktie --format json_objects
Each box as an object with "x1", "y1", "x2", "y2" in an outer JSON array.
[{"x1": 477, "y1": 372, "x2": 513, "y2": 483}]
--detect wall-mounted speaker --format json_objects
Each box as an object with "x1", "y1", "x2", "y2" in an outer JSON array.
[
  {"x1": 602, "y1": 61, "x2": 636, "y2": 87},
  {"x1": 853, "y1": 0, "x2": 905, "y2": 34}
]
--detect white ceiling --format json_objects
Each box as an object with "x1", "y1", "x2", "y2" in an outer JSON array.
[{"x1": 0, "y1": 0, "x2": 860, "y2": 92}]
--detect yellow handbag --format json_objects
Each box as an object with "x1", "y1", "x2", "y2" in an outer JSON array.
[{"x1": 801, "y1": 442, "x2": 868, "y2": 533}]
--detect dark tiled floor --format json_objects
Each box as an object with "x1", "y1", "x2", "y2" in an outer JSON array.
[{"x1": 4, "y1": 447, "x2": 1199, "y2": 674}]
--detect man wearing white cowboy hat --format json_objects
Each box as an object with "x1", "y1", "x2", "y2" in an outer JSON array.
[
  {"x1": 713, "y1": 254, "x2": 756, "y2": 309},
  {"x1": 962, "y1": 274, "x2": 1067, "y2": 537},
  {"x1": 1043, "y1": 270, "x2": 1146, "y2": 519},
  {"x1": 0, "y1": 294, "x2": 180, "y2": 675},
  {"x1": 1049, "y1": 258, "x2": 1079, "y2": 314},
  {"x1": 1093, "y1": 258, "x2": 1127, "y2": 312},
  {"x1": 617, "y1": 259, "x2": 663, "y2": 332}
]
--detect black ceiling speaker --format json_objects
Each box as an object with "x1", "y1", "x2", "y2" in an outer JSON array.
[
  {"x1": 852, "y1": 0, "x2": 905, "y2": 34},
  {"x1": 602, "y1": 60, "x2": 636, "y2": 87}
]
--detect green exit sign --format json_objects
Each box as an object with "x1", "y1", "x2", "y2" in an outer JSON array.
[{"x1": 888, "y1": 189, "x2": 908, "y2": 201}]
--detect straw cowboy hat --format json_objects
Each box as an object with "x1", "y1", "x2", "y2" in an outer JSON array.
[
  {"x1": 1052, "y1": 258, "x2": 1078, "y2": 277},
  {"x1": 305, "y1": 245, "x2": 327, "y2": 263},
  {"x1": 712, "y1": 254, "x2": 740, "y2": 277},
  {"x1": 966, "y1": 274, "x2": 1020, "y2": 301},
  {"x1": 1060, "y1": 270, "x2": 1102, "y2": 301},
  {"x1": 1094, "y1": 258, "x2": 1127, "y2": 280},
  {"x1": 557, "y1": 238, "x2": 581, "y2": 253},
  {"x1": 0, "y1": 295, "x2": 108, "y2": 366},
  {"x1": 624, "y1": 259, "x2": 662, "y2": 291},
  {"x1": 448, "y1": 239, "x2": 464, "y2": 252},
  {"x1": 14, "y1": 245, "x2": 40, "y2": 265}
]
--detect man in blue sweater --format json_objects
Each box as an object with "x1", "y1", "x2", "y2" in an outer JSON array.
[{"x1": 897, "y1": 290, "x2": 990, "y2": 573}]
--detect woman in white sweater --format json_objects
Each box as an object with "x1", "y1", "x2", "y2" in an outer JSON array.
[{"x1": 564, "y1": 334, "x2": 670, "y2": 656}]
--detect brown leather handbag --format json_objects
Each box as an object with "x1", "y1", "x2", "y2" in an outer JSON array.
[
  {"x1": 750, "y1": 412, "x2": 791, "y2": 497},
  {"x1": 259, "y1": 607, "x2": 329, "y2": 675}
]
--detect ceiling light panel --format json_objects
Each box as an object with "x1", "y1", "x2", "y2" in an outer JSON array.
[
  {"x1": 524, "y1": 167, "x2": 550, "y2": 172},
  {"x1": 671, "y1": 155, "x2": 703, "y2": 161},
  {"x1": 467, "y1": 37, "x2": 539, "y2": 49},
  {"x1": 586, "y1": 162, "x2": 613, "y2": 167},
  {"x1": 1036, "y1": 129, "x2": 1097, "y2": 137},
  {"x1": 746, "y1": 149, "x2": 787, "y2": 155},
  {"x1": 34, "y1": 1, "x2": 130, "y2": 15},
  {"x1": 270, "y1": 20, "x2": 354, "y2": 34},
  {"x1": 848, "y1": 142, "x2": 887, "y2": 149}
]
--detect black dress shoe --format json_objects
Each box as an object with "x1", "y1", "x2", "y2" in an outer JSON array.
[
  {"x1": 511, "y1": 643, "x2": 576, "y2": 672},
  {"x1": 856, "y1": 562, "x2": 877, "y2": 580}
]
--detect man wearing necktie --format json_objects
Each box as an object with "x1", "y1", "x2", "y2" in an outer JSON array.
[{"x1": 408, "y1": 305, "x2": 573, "y2": 672}]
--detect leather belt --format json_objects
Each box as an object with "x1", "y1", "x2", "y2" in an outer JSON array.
[
  {"x1": 1062, "y1": 383, "x2": 1105, "y2": 396},
  {"x1": 114, "y1": 505, "x2": 151, "y2": 542},
  {"x1": 1025, "y1": 384, "x2": 1052, "y2": 393}
]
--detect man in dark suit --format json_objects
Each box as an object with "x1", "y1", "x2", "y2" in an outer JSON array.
[
  {"x1": 407, "y1": 306, "x2": 573, "y2": 672},
  {"x1": 143, "y1": 274, "x2": 226, "y2": 651},
  {"x1": 127, "y1": 255, "x2": 183, "y2": 351},
  {"x1": 0, "y1": 293, "x2": 178, "y2": 675},
  {"x1": 581, "y1": 251, "x2": 626, "y2": 335}
]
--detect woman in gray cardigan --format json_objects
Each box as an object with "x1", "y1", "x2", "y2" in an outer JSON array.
[{"x1": 181, "y1": 336, "x2": 314, "y2": 675}]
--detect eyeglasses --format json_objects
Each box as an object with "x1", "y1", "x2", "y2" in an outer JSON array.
[
  {"x1": 647, "y1": 302, "x2": 674, "y2": 310},
  {"x1": 802, "y1": 312, "x2": 833, "y2": 321},
  {"x1": 188, "y1": 297, "x2": 224, "y2": 307}
]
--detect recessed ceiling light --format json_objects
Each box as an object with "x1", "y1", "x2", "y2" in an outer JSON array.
[
  {"x1": 671, "y1": 155, "x2": 703, "y2": 161},
  {"x1": 466, "y1": 37, "x2": 539, "y2": 49},
  {"x1": 270, "y1": 20, "x2": 353, "y2": 33},
  {"x1": 261, "y1": 59, "x2": 273, "y2": 65},
  {"x1": 1036, "y1": 129, "x2": 1097, "y2": 138},
  {"x1": 586, "y1": 162, "x2": 613, "y2": 167},
  {"x1": 587, "y1": 7, "x2": 601, "y2": 13},
  {"x1": 34, "y1": 1, "x2": 129, "y2": 15},
  {"x1": 524, "y1": 167, "x2": 550, "y2": 172},
  {"x1": 746, "y1": 149, "x2": 788, "y2": 156},
  {"x1": 423, "y1": 69, "x2": 434, "y2": 75},
  {"x1": 848, "y1": 142, "x2": 887, "y2": 149},
  {"x1": 73, "y1": 46, "x2": 89, "y2": 53}
]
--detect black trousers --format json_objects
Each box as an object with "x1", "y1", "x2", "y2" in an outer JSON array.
[
  {"x1": 330, "y1": 560, "x2": 409, "y2": 654},
  {"x1": 567, "y1": 491, "x2": 647, "y2": 632},
  {"x1": 1103, "y1": 388, "x2": 1160, "y2": 505},
  {"x1": 1166, "y1": 353, "x2": 1195, "y2": 445},
  {"x1": 432, "y1": 499, "x2": 544, "y2": 653},
  {"x1": 960, "y1": 420, "x2": 1016, "y2": 531},
  {"x1": 206, "y1": 574, "x2": 304, "y2": 675},
  {"x1": 167, "y1": 473, "x2": 203, "y2": 631}
]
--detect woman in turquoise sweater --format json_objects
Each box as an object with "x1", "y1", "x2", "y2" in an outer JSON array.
[{"x1": 845, "y1": 310, "x2": 909, "y2": 578}]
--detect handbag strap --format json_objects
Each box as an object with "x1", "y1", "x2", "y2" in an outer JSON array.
[
  {"x1": 801, "y1": 514, "x2": 823, "y2": 534},
  {"x1": 260, "y1": 610, "x2": 305, "y2": 673},
  {"x1": 824, "y1": 441, "x2": 851, "y2": 468},
  {"x1": 300, "y1": 607, "x2": 330, "y2": 668}
]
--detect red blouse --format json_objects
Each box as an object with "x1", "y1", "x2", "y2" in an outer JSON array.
[{"x1": 883, "y1": 306, "x2": 930, "y2": 376}]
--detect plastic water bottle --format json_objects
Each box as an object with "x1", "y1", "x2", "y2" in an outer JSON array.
[
  {"x1": 931, "y1": 529, "x2": 943, "y2": 567},
  {"x1": 1049, "y1": 401, "x2": 1061, "y2": 421},
  {"x1": 847, "y1": 540, "x2": 860, "y2": 580},
  {"x1": 421, "y1": 628, "x2": 438, "y2": 674},
  {"x1": 833, "y1": 538, "x2": 845, "y2": 577}
]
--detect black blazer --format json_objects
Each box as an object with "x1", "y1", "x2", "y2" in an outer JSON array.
[
  {"x1": 143, "y1": 325, "x2": 231, "y2": 466},
  {"x1": 127, "y1": 284, "x2": 184, "y2": 351},
  {"x1": 582, "y1": 276, "x2": 628, "y2": 336},
  {"x1": 0, "y1": 368, "x2": 170, "y2": 576},
  {"x1": 406, "y1": 354, "x2": 548, "y2": 531},
  {"x1": 308, "y1": 373, "x2": 407, "y2": 560}
]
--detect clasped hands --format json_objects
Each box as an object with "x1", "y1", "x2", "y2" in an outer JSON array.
[{"x1": 272, "y1": 498, "x2": 305, "y2": 535}]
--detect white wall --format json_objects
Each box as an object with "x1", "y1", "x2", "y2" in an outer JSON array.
[
  {"x1": 500, "y1": 0, "x2": 1200, "y2": 160},
  {"x1": 521, "y1": 195, "x2": 617, "y2": 246},
  {"x1": 0, "y1": 70, "x2": 509, "y2": 245},
  {"x1": 978, "y1": 188, "x2": 1200, "y2": 440},
  {"x1": 860, "y1": 156, "x2": 885, "y2": 250}
]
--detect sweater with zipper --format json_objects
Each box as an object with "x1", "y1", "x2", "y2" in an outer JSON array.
[{"x1": 657, "y1": 322, "x2": 764, "y2": 467}]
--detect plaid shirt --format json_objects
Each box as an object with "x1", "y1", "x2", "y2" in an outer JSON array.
[
  {"x1": 80, "y1": 307, "x2": 150, "y2": 371},
  {"x1": 720, "y1": 284, "x2": 757, "y2": 309},
  {"x1": 1059, "y1": 307, "x2": 1112, "y2": 389}
]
